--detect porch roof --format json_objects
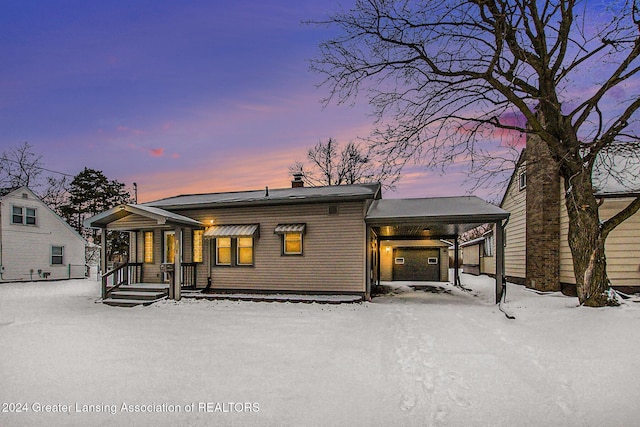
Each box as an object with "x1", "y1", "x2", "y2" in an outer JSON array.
[
  {"x1": 366, "y1": 196, "x2": 509, "y2": 237},
  {"x1": 84, "y1": 204, "x2": 204, "y2": 229}
]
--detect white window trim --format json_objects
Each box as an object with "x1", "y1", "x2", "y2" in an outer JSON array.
[
  {"x1": 518, "y1": 172, "x2": 527, "y2": 190},
  {"x1": 11, "y1": 205, "x2": 37, "y2": 226},
  {"x1": 283, "y1": 232, "x2": 303, "y2": 256},
  {"x1": 51, "y1": 245, "x2": 65, "y2": 266}
]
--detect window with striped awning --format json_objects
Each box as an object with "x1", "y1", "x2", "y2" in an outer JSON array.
[
  {"x1": 204, "y1": 224, "x2": 259, "y2": 238},
  {"x1": 273, "y1": 223, "x2": 306, "y2": 234}
]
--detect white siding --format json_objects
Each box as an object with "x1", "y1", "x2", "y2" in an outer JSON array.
[
  {"x1": 0, "y1": 188, "x2": 86, "y2": 281},
  {"x1": 501, "y1": 162, "x2": 527, "y2": 280}
]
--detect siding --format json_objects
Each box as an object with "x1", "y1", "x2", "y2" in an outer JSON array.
[
  {"x1": 0, "y1": 189, "x2": 85, "y2": 281},
  {"x1": 560, "y1": 193, "x2": 640, "y2": 287},
  {"x1": 178, "y1": 201, "x2": 367, "y2": 293},
  {"x1": 501, "y1": 162, "x2": 527, "y2": 280}
]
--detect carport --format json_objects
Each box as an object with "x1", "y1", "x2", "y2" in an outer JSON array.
[{"x1": 365, "y1": 196, "x2": 510, "y2": 303}]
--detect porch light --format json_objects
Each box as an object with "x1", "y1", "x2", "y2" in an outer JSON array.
[{"x1": 385, "y1": 246, "x2": 391, "y2": 253}]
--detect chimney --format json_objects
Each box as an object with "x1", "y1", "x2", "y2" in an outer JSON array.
[
  {"x1": 292, "y1": 173, "x2": 304, "y2": 188},
  {"x1": 525, "y1": 118, "x2": 561, "y2": 292}
]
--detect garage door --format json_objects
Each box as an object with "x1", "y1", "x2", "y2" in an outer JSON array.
[{"x1": 392, "y1": 248, "x2": 440, "y2": 281}]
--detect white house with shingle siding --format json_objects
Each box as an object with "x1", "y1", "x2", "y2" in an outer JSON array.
[{"x1": 0, "y1": 186, "x2": 87, "y2": 282}]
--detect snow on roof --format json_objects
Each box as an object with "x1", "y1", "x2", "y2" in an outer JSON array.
[
  {"x1": 145, "y1": 183, "x2": 382, "y2": 210},
  {"x1": 592, "y1": 148, "x2": 640, "y2": 196},
  {"x1": 366, "y1": 196, "x2": 509, "y2": 224}
]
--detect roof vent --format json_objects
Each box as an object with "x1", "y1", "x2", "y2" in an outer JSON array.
[{"x1": 265, "y1": 186, "x2": 269, "y2": 197}]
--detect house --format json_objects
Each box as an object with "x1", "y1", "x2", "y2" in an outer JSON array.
[
  {"x1": 0, "y1": 186, "x2": 87, "y2": 282},
  {"x1": 85, "y1": 176, "x2": 509, "y2": 304},
  {"x1": 497, "y1": 134, "x2": 640, "y2": 294},
  {"x1": 460, "y1": 230, "x2": 495, "y2": 276}
]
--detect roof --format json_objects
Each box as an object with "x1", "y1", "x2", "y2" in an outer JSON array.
[
  {"x1": 1, "y1": 186, "x2": 87, "y2": 244},
  {"x1": 144, "y1": 183, "x2": 382, "y2": 210},
  {"x1": 592, "y1": 147, "x2": 640, "y2": 197},
  {"x1": 460, "y1": 236, "x2": 485, "y2": 248},
  {"x1": 366, "y1": 196, "x2": 509, "y2": 237},
  {"x1": 84, "y1": 204, "x2": 204, "y2": 229}
]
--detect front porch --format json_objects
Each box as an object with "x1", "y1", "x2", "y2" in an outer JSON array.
[{"x1": 100, "y1": 261, "x2": 200, "y2": 307}]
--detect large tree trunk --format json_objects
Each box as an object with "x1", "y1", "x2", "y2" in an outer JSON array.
[{"x1": 563, "y1": 170, "x2": 613, "y2": 306}]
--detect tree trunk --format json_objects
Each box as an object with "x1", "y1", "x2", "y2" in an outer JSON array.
[{"x1": 563, "y1": 170, "x2": 613, "y2": 306}]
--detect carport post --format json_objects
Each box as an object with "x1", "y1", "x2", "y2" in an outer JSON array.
[
  {"x1": 454, "y1": 236, "x2": 460, "y2": 287},
  {"x1": 495, "y1": 221, "x2": 505, "y2": 304}
]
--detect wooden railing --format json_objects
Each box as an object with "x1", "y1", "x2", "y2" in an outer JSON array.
[
  {"x1": 180, "y1": 263, "x2": 197, "y2": 289},
  {"x1": 101, "y1": 262, "x2": 143, "y2": 299}
]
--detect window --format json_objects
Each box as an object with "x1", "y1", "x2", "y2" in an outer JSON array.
[
  {"x1": 51, "y1": 246, "x2": 64, "y2": 265},
  {"x1": 214, "y1": 237, "x2": 254, "y2": 266},
  {"x1": 237, "y1": 237, "x2": 254, "y2": 265},
  {"x1": 12, "y1": 206, "x2": 23, "y2": 224},
  {"x1": 519, "y1": 172, "x2": 527, "y2": 190},
  {"x1": 26, "y1": 208, "x2": 36, "y2": 225},
  {"x1": 216, "y1": 237, "x2": 232, "y2": 266},
  {"x1": 144, "y1": 231, "x2": 154, "y2": 263},
  {"x1": 283, "y1": 232, "x2": 303, "y2": 255},
  {"x1": 193, "y1": 230, "x2": 204, "y2": 263},
  {"x1": 484, "y1": 234, "x2": 495, "y2": 257},
  {"x1": 11, "y1": 206, "x2": 36, "y2": 225}
]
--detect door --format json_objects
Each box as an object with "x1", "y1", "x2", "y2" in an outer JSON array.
[
  {"x1": 163, "y1": 230, "x2": 175, "y2": 282},
  {"x1": 392, "y1": 247, "x2": 440, "y2": 281}
]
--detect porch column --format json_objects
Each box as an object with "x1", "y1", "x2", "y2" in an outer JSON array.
[
  {"x1": 365, "y1": 225, "x2": 372, "y2": 301},
  {"x1": 100, "y1": 228, "x2": 107, "y2": 276},
  {"x1": 495, "y1": 220, "x2": 505, "y2": 304},
  {"x1": 173, "y1": 227, "x2": 183, "y2": 301}
]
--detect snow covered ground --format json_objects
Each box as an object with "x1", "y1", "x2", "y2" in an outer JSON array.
[{"x1": 1, "y1": 275, "x2": 639, "y2": 427}]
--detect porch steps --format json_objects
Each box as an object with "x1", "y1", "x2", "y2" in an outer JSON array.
[{"x1": 102, "y1": 283, "x2": 169, "y2": 307}]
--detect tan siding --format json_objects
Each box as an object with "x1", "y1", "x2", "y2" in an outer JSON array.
[
  {"x1": 558, "y1": 180, "x2": 573, "y2": 284},
  {"x1": 501, "y1": 162, "x2": 527, "y2": 280},
  {"x1": 179, "y1": 201, "x2": 367, "y2": 293},
  {"x1": 108, "y1": 215, "x2": 161, "y2": 230},
  {"x1": 560, "y1": 193, "x2": 640, "y2": 287}
]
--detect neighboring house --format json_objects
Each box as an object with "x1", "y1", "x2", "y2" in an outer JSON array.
[
  {"x1": 0, "y1": 186, "x2": 87, "y2": 282},
  {"x1": 497, "y1": 134, "x2": 640, "y2": 294},
  {"x1": 460, "y1": 230, "x2": 495, "y2": 276},
  {"x1": 86, "y1": 177, "x2": 509, "y2": 301}
]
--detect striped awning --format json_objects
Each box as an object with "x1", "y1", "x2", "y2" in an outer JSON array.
[
  {"x1": 204, "y1": 224, "x2": 259, "y2": 238},
  {"x1": 274, "y1": 223, "x2": 306, "y2": 234}
]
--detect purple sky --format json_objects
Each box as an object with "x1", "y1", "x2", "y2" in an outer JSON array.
[{"x1": 4, "y1": 1, "x2": 628, "y2": 204}]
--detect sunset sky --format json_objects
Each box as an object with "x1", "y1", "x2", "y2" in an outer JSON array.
[{"x1": 2, "y1": 1, "x2": 633, "y2": 203}]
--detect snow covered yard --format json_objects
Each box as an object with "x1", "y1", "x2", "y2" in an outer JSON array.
[{"x1": 1, "y1": 276, "x2": 639, "y2": 427}]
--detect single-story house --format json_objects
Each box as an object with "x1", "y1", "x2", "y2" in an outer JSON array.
[
  {"x1": 498, "y1": 134, "x2": 640, "y2": 294},
  {"x1": 85, "y1": 176, "x2": 509, "y2": 303},
  {"x1": 460, "y1": 230, "x2": 495, "y2": 276},
  {"x1": 0, "y1": 186, "x2": 87, "y2": 281}
]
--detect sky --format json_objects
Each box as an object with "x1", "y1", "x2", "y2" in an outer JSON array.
[
  {"x1": 1, "y1": 1, "x2": 635, "y2": 204},
  {"x1": 0, "y1": 0, "x2": 490, "y2": 203}
]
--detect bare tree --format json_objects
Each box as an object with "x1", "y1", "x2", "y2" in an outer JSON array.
[
  {"x1": 0, "y1": 142, "x2": 43, "y2": 188},
  {"x1": 290, "y1": 138, "x2": 400, "y2": 188},
  {"x1": 310, "y1": 0, "x2": 640, "y2": 306}
]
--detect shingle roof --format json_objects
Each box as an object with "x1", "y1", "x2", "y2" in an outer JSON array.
[{"x1": 145, "y1": 183, "x2": 382, "y2": 210}]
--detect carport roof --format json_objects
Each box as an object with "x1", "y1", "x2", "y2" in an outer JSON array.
[{"x1": 366, "y1": 196, "x2": 509, "y2": 237}]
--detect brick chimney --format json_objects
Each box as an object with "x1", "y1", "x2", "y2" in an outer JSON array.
[
  {"x1": 525, "y1": 129, "x2": 561, "y2": 292},
  {"x1": 291, "y1": 173, "x2": 304, "y2": 188}
]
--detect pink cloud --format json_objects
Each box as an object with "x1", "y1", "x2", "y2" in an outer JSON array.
[
  {"x1": 150, "y1": 148, "x2": 164, "y2": 157},
  {"x1": 116, "y1": 125, "x2": 129, "y2": 132}
]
